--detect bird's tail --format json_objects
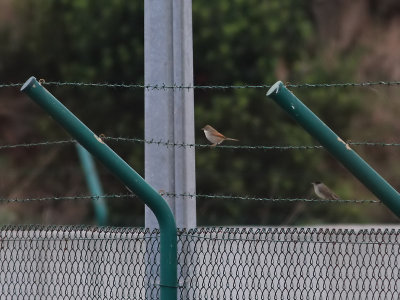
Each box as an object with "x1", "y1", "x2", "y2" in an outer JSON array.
[{"x1": 225, "y1": 138, "x2": 239, "y2": 142}]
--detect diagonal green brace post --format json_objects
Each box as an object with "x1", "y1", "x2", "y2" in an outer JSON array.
[
  {"x1": 21, "y1": 76, "x2": 177, "y2": 300},
  {"x1": 267, "y1": 81, "x2": 400, "y2": 217}
]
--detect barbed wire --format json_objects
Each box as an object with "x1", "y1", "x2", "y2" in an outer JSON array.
[
  {"x1": 105, "y1": 137, "x2": 324, "y2": 150},
  {"x1": 2, "y1": 80, "x2": 400, "y2": 90},
  {"x1": 0, "y1": 194, "x2": 131, "y2": 203},
  {"x1": 166, "y1": 193, "x2": 380, "y2": 204},
  {"x1": 0, "y1": 83, "x2": 21, "y2": 88},
  {"x1": 0, "y1": 192, "x2": 380, "y2": 204},
  {"x1": 1, "y1": 137, "x2": 400, "y2": 151},
  {"x1": 0, "y1": 139, "x2": 75, "y2": 150}
]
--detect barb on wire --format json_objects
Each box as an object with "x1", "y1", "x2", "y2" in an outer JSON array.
[
  {"x1": 0, "y1": 192, "x2": 380, "y2": 204},
  {"x1": 1, "y1": 137, "x2": 400, "y2": 151},
  {"x1": 2, "y1": 80, "x2": 400, "y2": 90}
]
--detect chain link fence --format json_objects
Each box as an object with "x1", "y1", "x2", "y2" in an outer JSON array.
[{"x1": 1, "y1": 225, "x2": 399, "y2": 299}]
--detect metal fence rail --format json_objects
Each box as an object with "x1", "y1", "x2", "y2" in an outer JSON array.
[{"x1": 1, "y1": 226, "x2": 399, "y2": 299}]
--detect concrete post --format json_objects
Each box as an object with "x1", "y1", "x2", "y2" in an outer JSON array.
[{"x1": 144, "y1": 0, "x2": 196, "y2": 229}]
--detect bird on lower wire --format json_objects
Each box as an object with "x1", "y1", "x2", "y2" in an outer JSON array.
[
  {"x1": 311, "y1": 181, "x2": 340, "y2": 200},
  {"x1": 201, "y1": 125, "x2": 239, "y2": 147}
]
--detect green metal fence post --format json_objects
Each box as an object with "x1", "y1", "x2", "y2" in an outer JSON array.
[
  {"x1": 267, "y1": 81, "x2": 400, "y2": 217},
  {"x1": 75, "y1": 143, "x2": 108, "y2": 226},
  {"x1": 21, "y1": 76, "x2": 177, "y2": 300}
]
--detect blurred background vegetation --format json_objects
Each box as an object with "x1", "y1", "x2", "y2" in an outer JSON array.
[{"x1": 0, "y1": 0, "x2": 399, "y2": 226}]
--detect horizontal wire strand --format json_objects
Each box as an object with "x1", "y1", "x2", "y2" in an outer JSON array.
[
  {"x1": 0, "y1": 138, "x2": 382, "y2": 205},
  {"x1": 0, "y1": 231, "x2": 392, "y2": 244},
  {"x1": 0, "y1": 139, "x2": 75, "y2": 150},
  {"x1": 180, "y1": 234, "x2": 395, "y2": 244},
  {"x1": 1, "y1": 137, "x2": 400, "y2": 151},
  {"x1": 167, "y1": 193, "x2": 380, "y2": 204},
  {"x1": 0, "y1": 192, "x2": 380, "y2": 204},
  {"x1": 1, "y1": 80, "x2": 400, "y2": 90}
]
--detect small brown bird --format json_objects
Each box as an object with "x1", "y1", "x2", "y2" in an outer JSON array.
[
  {"x1": 201, "y1": 125, "x2": 239, "y2": 147},
  {"x1": 311, "y1": 181, "x2": 340, "y2": 200}
]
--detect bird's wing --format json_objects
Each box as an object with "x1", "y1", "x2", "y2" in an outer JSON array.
[
  {"x1": 331, "y1": 192, "x2": 340, "y2": 200},
  {"x1": 321, "y1": 184, "x2": 339, "y2": 200},
  {"x1": 212, "y1": 131, "x2": 226, "y2": 138}
]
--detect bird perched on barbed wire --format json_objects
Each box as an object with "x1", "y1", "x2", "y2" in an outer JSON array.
[
  {"x1": 201, "y1": 125, "x2": 239, "y2": 147},
  {"x1": 311, "y1": 181, "x2": 340, "y2": 200}
]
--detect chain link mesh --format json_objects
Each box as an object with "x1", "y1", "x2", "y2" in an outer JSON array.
[{"x1": 0, "y1": 226, "x2": 399, "y2": 299}]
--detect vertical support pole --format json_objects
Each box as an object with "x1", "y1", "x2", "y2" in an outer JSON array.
[
  {"x1": 144, "y1": 0, "x2": 196, "y2": 229},
  {"x1": 145, "y1": 1, "x2": 195, "y2": 298},
  {"x1": 75, "y1": 144, "x2": 108, "y2": 226}
]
